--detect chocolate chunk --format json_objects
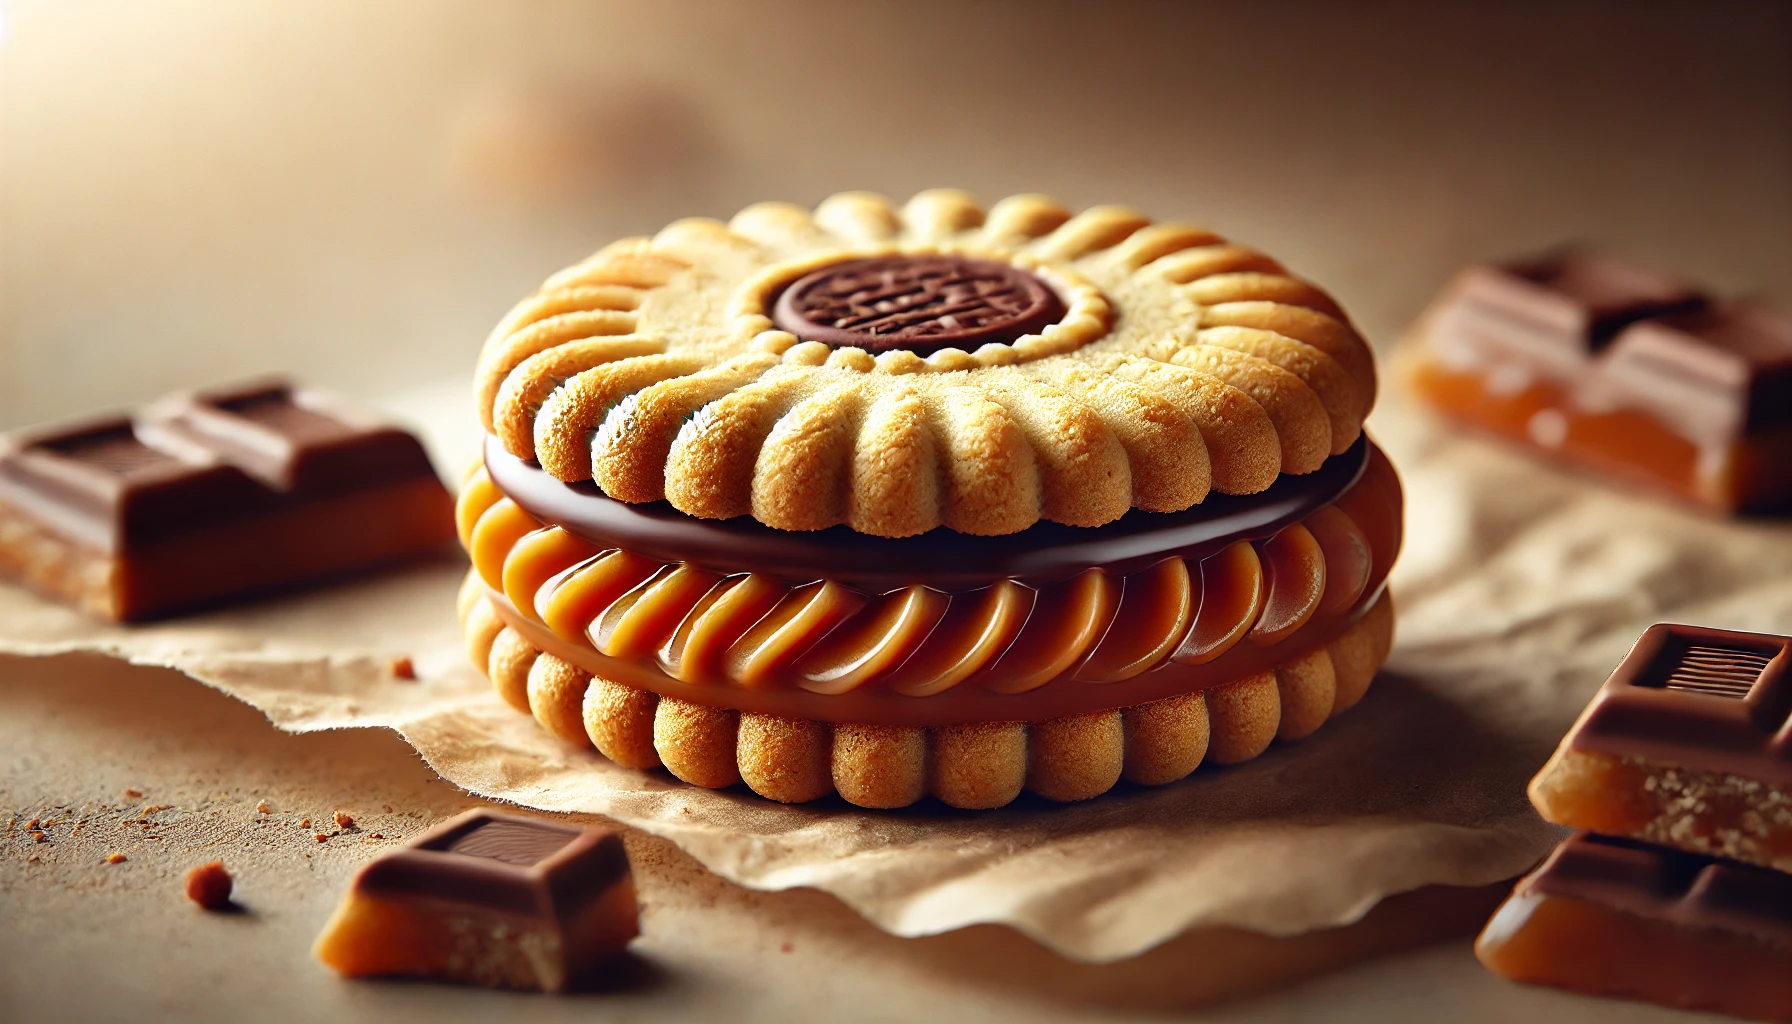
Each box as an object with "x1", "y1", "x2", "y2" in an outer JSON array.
[
  {"x1": 1407, "y1": 249, "x2": 1792, "y2": 514},
  {"x1": 1529, "y1": 623, "x2": 1792, "y2": 872},
  {"x1": 771, "y1": 255, "x2": 1066, "y2": 354},
  {"x1": 1428, "y1": 249, "x2": 1705, "y2": 374},
  {"x1": 312, "y1": 809, "x2": 638, "y2": 991},
  {"x1": 1476, "y1": 832, "x2": 1792, "y2": 1019},
  {"x1": 1506, "y1": 249, "x2": 1707, "y2": 348},
  {"x1": 1597, "y1": 302, "x2": 1792, "y2": 436},
  {"x1": 1568, "y1": 623, "x2": 1791, "y2": 782},
  {"x1": 0, "y1": 380, "x2": 455, "y2": 620}
]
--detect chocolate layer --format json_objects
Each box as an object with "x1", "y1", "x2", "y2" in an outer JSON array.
[
  {"x1": 486, "y1": 434, "x2": 1369, "y2": 592},
  {"x1": 1567, "y1": 623, "x2": 1792, "y2": 785},
  {"x1": 354, "y1": 809, "x2": 629, "y2": 920},
  {"x1": 770, "y1": 255, "x2": 1066, "y2": 354},
  {"x1": 1521, "y1": 832, "x2": 1792, "y2": 949}
]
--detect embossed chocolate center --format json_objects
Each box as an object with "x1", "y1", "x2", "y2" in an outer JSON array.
[{"x1": 771, "y1": 255, "x2": 1066, "y2": 354}]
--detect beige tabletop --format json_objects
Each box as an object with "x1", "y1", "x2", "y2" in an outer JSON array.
[{"x1": 3, "y1": 2, "x2": 1788, "y2": 1021}]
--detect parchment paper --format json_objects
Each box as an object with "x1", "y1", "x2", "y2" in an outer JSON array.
[{"x1": 7, "y1": 394, "x2": 1790, "y2": 963}]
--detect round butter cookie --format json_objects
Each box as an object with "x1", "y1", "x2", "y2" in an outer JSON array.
[
  {"x1": 460, "y1": 191, "x2": 1400, "y2": 809},
  {"x1": 475, "y1": 189, "x2": 1376, "y2": 538}
]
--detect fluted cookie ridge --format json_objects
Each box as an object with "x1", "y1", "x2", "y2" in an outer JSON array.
[{"x1": 475, "y1": 191, "x2": 1377, "y2": 537}]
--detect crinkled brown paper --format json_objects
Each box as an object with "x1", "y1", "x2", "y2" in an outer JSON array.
[{"x1": 7, "y1": 396, "x2": 1791, "y2": 962}]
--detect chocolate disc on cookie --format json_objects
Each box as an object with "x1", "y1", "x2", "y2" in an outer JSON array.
[
  {"x1": 771, "y1": 255, "x2": 1066, "y2": 354},
  {"x1": 458, "y1": 190, "x2": 1399, "y2": 809}
]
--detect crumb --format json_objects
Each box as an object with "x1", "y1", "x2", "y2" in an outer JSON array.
[
  {"x1": 123, "y1": 789, "x2": 142, "y2": 799},
  {"x1": 255, "y1": 800, "x2": 270, "y2": 815},
  {"x1": 25, "y1": 854, "x2": 38, "y2": 863},
  {"x1": 185, "y1": 860, "x2": 234, "y2": 910},
  {"x1": 780, "y1": 942, "x2": 794, "y2": 953},
  {"x1": 315, "y1": 833, "x2": 329, "y2": 843},
  {"x1": 387, "y1": 656, "x2": 417, "y2": 680},
  {"x1": 25, "y1": 818, "x2": 39, "y2": 830},
  {"x1": 333, "y1": 811, "x2": 355, "y2": 830},
  {"x1": 31, "y1": 832, "x2": 47, "y2": 844},
  {"x1": 299, "y1": 818, "x2": 311, "y2": 829},
  {"x1": 369, "y1": 832, "x2": 384, "y2": 840},
  {"x1": 106, "y1": 852, "x2": 127, "y2": 864}
]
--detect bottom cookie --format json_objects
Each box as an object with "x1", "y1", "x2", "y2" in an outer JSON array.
[{"x1": 457, "y1": 574, "x2": 1394, "y2": 810}]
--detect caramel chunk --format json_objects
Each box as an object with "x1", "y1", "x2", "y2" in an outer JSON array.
[
  {"x1": 185, "y1": 860, "x2": 234, "y2": 910},
  {"x1": 312, "y1": 808, "x2": 637, "y2": 991}
]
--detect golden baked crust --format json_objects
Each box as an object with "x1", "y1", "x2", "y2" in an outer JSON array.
[
  {"x1": 460, "y1": 582, "x2": 1393, "y2": 809},
  {"x1": 474, "y1": 190, "x2": 1376, "y2": 537}
]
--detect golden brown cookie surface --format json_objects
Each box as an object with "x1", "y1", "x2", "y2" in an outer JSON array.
[{"x1": 475, "y1": 191, "x2": 1376, "y2": 537}]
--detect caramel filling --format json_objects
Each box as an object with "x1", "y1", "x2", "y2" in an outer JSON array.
[{"x1": 457, "y1": 442, "x2": 1402, "y2": 727}]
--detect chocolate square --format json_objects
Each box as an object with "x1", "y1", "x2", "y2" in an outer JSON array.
[
  {"x1": 1569, "y1": 623, "x2": 1792, "y2": 784},
  {"x1": 1527, "y1": 833, "x2": 1792, "y2": 949},
  {"x1": 354, "y1": 810, "x2": 629, "y2": 921},
  {"x1": 1431, "y1": 250, "x2": 1706, "y2": 376}
]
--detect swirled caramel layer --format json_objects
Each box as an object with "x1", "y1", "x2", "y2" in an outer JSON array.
[{"x1": 458, "y1": 439, "x2": 1401, "y2": 727}]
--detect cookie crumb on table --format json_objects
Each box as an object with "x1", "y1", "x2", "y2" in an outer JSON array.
[
  {"x1": 299, "y1": 818, "x2": 310, "y2": 829},
  {"x1": 106, "y1": 852, "x2": 127, "y2": 864},
  {"x1": 332, "y1": 811, "x2": 355, "y2": 829},
  {"x1": 255, "y1": 800, "x2": 270, "y2": 815},
  {"x1": 185, "y1": 861, "x2": 234, "y2": 910},
  {"x1": 123, "y1": 789, "x2": 142, "y2": 799},
  {"x1": 315, "y1": 833, "x2": 329, "y2": 843},
  {"x1": 387, "y1": 656, "x2": 417, "y2": 680}
]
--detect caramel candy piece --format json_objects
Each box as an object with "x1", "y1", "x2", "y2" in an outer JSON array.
[
  {"x1": 0, "y1": 381, "x2": 456, "y2": 620},
  {"x1": 1531, "y1": 623, "x2": 1792, "y2": 872},
  {"x1": 1405, "y1": 250, "x2": 1792, "y2": 513},
  {"x1": 1476, "y1": 833, "x2": 1792, "y2": 1021},
  {"x1": 312, "y1": 809, "x2": 637, "y2": 991}
]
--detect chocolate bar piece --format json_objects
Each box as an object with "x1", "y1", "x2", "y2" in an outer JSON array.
[
  {"x1": 1530, "y1": 623, "x2": 1792, "y2": 871},
  {"x1": 1403, "y1": 249, "x2": 1792, "y2": 513},
  {"x1": 1476, "y1": 833, "x2": 1792, "y2": 1022},
  {"x1": 0, "y1": 381, "x2": 455, "y2": 620},
  {"x1": 312, "y1": 808, "x2": 638, "y2": 991}
]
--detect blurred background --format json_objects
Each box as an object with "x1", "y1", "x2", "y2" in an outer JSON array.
[{"x1": 2, "y1": 0, "x2": 1788, "y2": 434}]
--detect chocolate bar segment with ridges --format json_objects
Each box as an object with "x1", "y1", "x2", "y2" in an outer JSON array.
[
  {"x1": 1475, "y1": 832, "x2": 1792, "y2": 1021},
  {"x1": 1568, "y1": 623, "x2": 1792, "y2": 784},
  {"x1": 1404, "y1": 249, "x2": 1792, "y2": 514},
  {"x1": 1526, "y1": 833, "x2": 1792, "y2": 948},
  {"x1": 1430, "y1": 249, "x2": 1706, "y2": 375},
  {"x1": 355, "y1": 811, "x2": 629, "y2": 919},
  {"x1": 1599, "y1": 302, "x2": 1792, "y2": 436},
  {"x1": 0, "y1": 380, "x2": 456, "y2": 620},
  {"x1": 311, "y1": 808, "x2": 639, "y2": 991}
]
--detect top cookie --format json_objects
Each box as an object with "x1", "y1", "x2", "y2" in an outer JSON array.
[{"x1": 474, "y1": 190, "x2": 1376, "y2": 538}]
